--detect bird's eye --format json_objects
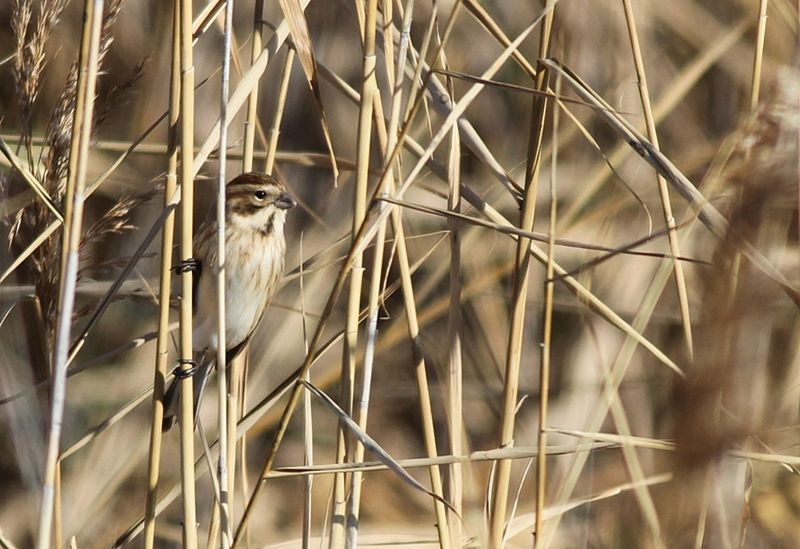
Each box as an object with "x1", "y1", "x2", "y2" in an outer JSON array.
[{"x1": 254, "y1": 190, "x2": 267, "y2": 200}]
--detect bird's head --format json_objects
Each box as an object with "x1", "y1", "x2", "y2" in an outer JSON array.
[{"x1": 226, "y1": 172, "x2": 297, "y2": 235}]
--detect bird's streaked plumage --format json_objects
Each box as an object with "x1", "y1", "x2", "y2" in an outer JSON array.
[{"x1": 162, "y1": 172, "x2": 296, "y2": 431}]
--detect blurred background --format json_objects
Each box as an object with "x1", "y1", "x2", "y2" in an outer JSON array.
[{"x1": 1, "y1": 0, "x2": 799, "y2": 547}]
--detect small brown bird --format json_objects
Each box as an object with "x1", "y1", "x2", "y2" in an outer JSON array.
[{"x1": 162, "y1": 172, "x2": 296, "y2": 431}]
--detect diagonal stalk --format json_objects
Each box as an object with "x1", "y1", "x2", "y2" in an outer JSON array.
[{"x1": 622, "y1": 0, "x2": 694, "y2": 363}]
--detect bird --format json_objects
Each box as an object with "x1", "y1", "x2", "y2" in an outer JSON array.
[{"x1": 162, "y1": 172, "x2": 297, "y2": 432}]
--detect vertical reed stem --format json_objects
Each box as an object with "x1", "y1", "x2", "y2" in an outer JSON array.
[
  {"x1": 264, "y1": 49, "x2": 295, "y2": 175},
  {"x1": 488, "y1": 4, "x2": 555, "y2": 547},
  {"x1": 216, "y1": 0, "x2": 235, "y2": 546},
  {"x1": 143, "y1": 2, "x2": 181, "y2": 546},
  {"x1": 750, "y1": 0, "x2": 769, "y2": 112},
  {"x1": 178, "y1": 0, "x2": 198, "y2": 545},
  {"x1": 330, "y1": 1, "x2": 379, "y2": 546},
  {"x1": 444, "y1": 59, "x2": 464, "y2": 549},
  {"x1": 37, "y1": 2, "x2": 104, "y2": 548},
  {"x1": 534, "y1": 70, "x2": 559, "y2": 549}
]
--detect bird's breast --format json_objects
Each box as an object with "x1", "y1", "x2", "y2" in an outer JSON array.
[{"x1": 193, "y1": 228, "x2": 285, "y2": 353}]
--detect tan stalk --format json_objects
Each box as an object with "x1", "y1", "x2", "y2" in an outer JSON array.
[
  {"x1": 488, "y1": 4, "x2": 555, "y2": 548},
  {"x1": 264, "y1": 49, "x2": 295, "y2": 175},
  {"x1": 622, "y1": 0, "x2": 694, "y2": 364},
  {"x1": 750, "y1": 0, "x2": 769, "y2": 111},
  {"x1": 343, "y1": 182, "x2": 388, "y2": 549},
  {"x1": 36, "y1": 2, "x2": 104, "y2": 549},
  {"x1": 215, "y1": 0, "x2": 235, "y2": 546},
  {"x1": 534, "y1": 70, "x2": 559, "y2": 549},
  {"x1": 299, "y1": 236, "x2": 313, "y2": 549},
  {"x1": 344, "y1": 1, "x2": 414, "y2": 544},
  {"x1": 329, "y1": 1, "x2": 379, "y2": 546},
  {"x1": 390, "y1": 206, "x2": 453, "y2": 548},
  {"x1": 227, "y1": 2, "x2": 266, "y2": 524},
  {"x1": 443, "y1": 48, "x2": 465, "y2": 549},
  {"x1": 242, "y1": 0, "x2": 264, "y2": 173},
  {"x1": 143, "y1": 2, "x2": 181, "y2": 547},
  {"x1": 57, "y1": 0, "x2": 94, "y2": 283},
  {"x1": 177, "y1": 0, "x2": 199, "y2": 545}
]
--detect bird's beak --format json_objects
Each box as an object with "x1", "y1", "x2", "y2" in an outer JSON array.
[{"x1": 275, "y1": 191, "x2": 297, "y2": 210}]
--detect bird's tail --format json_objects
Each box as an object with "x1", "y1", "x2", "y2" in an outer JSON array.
[{"x1": 161, "y1": 352, "x2": 213, "y2": 432}]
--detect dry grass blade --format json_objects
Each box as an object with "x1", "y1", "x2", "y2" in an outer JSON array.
[
  {"x1": 0, "y1": 138, "x2": 63, "y2": 222},
  {"x1": 269, "y1": 443, "x2": 618, "y2": 477},
  {"x1": 299, "y1": 379, "x2": 459, "y2": 516},
  {"x1": 277, "y1": 0, "x2": 338, "y2": 182},
  {"x1": 380, "y1": 196, "x2": 703, "y2": 265}
]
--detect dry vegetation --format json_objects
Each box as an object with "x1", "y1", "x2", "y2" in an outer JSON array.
[{"x1": 1, "y1": 0, "x2": 799, "y2": 548}]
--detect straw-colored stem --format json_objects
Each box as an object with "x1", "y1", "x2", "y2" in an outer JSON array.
[
  {"x1": 344, "y1": 1, "x2": 414, "y2": 542},
  {"x1": 488, "y1": 5, "x2": 555, "y2": 548},
  {"x1": 444, "y1": 60, "x2": 465, "y2": 549},
  {"x1": 330, "y1": 1, "x2": 379, "y2": 546},
  {"x1": 57, "y1": 0, "x2": 94, "y2": 284},
  {"x1": 621, "y1": 0, "x2": 693, "y2": 364},
  {"x1": 242, "y1": 0, "x2": 263, "y2": 174},
  {"x1": 390, "y1": 207, "x2": 453, "y2": 549},
  {"x1": 298, "y1": 237, "x2": 314, "y2": 549},
  {"x1": 750, "y1": 0, "x2": 769, "y2": 111},
  {"x1": 344, "y1": 210, "x2": 388, "y2": 549},
  {"x1": 215, "y1": 0, "x2": 235, "y2": 546},
  {"x1": 265, "y1": 48, "x2": 295, "y2": 175},
  {"x1": 534, "y1": 71, "x2": 559, "y2": 549},
  {"x1": 177, "y1": 0, "x2": 198, "y2": 545},
  {"x1": 143, "y1": 2, "x2": 181, "y2": 546},
  {"x1": 36, "y1": 2, "x2": 104, "y2": 549}
]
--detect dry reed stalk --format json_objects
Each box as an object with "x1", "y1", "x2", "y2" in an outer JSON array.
[
  {"x1": 298, "y1": 236, "x2": 313, "y2": 549},
  {"x1": 36, "y1": 2, "x2": 104, "y2": 548},
  {"x1": 142, "y1": 3, "x2": 181, "y2": 546},
  {"x1": 242, "y1": 0, "x2": 264, "y2": 174},
  {"x1": 265, "y1": 49, "x2": 295, "y2": 175},
  {"x1": 329, "y1": 1, "x2": 379, "y2": 545},
  {"x1": 343, "y1": 1, "x2": 413, "y2": 544},
  {"x1": 390, "y1": 207, "x2": 454, "y2": 548},
  {"x1": 534, "y1": 69, "x2": 560, "y2": 549},
  {"x1": 750, "y1": 0, "x2": 769, "y2": 111},
  {"x1": 488, "y1": 3, "x2": 554, "y2": 547},
  {"x1": 216, "y1": 0, "x2": 268, "y2": 529},
  {"x1": 177, "y1": 0, "x2": 198, "y2": 546},
  {"x1": 343, "y1": 193, "x2": 387, "y2": 549},
  {"x1": 621, "y1": 0, "x2": 693, "y2": 363},
  {"x1": 444, "y1": 64, "x2": 465, "y2": 549},
  {"x1": 215, "y1": 1, "x2": 235, "y2": 546}
]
